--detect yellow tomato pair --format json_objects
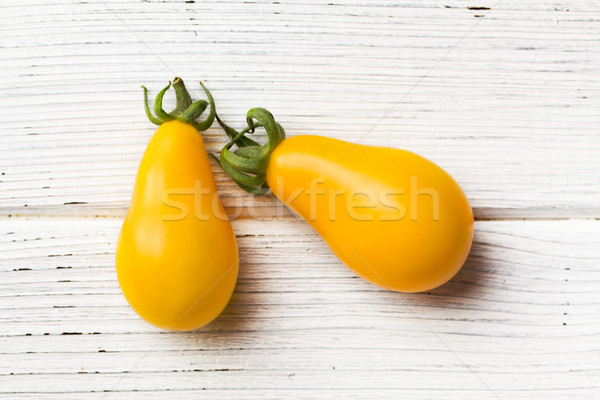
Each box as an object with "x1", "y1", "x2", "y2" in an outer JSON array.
[{"x1": 115, "y1": 78, "x2": 473, "y2": 331}]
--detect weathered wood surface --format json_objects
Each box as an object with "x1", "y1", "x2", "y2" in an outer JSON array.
[
  {"x1": 0, "y1": 218, "x2": 599, "y2": 398},
  {"x1": 2, "y1": 0, "x2": 599, "y2": 218},
  {"x1": 1, "y1": 0, "x2": 599, "y2": 398}
]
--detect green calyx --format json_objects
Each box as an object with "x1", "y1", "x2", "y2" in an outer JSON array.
[
  {"x1": 213, "y1": 108, "x2": 285, "y2": 195},
  {"x1": 141, "y1": 77, "x2": 215, "y2": 131}
]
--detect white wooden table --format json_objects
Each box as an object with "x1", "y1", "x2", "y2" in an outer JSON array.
[{"x1": 2, "y1": 1, "x2": 599, "y2": 398}]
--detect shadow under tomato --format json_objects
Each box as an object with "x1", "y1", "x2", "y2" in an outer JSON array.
[
  {"x1": 183, "y1": 259, "x2": 264, "y2": 344},
  {"x1": 181, "y1": 227, "x2": 490, "y2": 342},
  {"x1": 402, "y1": 228, "x2": 492, "y2": 309}
]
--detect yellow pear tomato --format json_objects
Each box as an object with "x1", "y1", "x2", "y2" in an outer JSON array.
[
  {"x1": 216, "y1": 108, "x2": 473, "y2": 293},
  {"x1": 116, "y1": 79, "x2": 238, "y2": 331}
]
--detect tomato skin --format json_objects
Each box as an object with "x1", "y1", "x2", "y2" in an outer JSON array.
[
  {"x1": 265, "y1": 135, "x2": 473, "y2": 293},
  {"x1": 116, "y1": 120, "x2": 238, "y2": 331}
]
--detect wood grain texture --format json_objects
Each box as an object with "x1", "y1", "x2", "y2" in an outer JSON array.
[
  {"x1": 0, "y1": 217, "x2": 599, "y2": 398},
  {"x1": 1, "y1": 0, "x2": 600, "y2": 398},
  {"x1": 1, "y1": 0, "x2": 599, "y2": 218}
]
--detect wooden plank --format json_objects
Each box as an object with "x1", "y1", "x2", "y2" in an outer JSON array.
[
  {"x1": 1, "y1": 0, "x2": 599, "y2": 219},
  {"x1": 0, "y1": 216, "x2": 598, "y2": 397},
  {"x1": 1, "y1": 1, "x2": 600, "y2": 399}
]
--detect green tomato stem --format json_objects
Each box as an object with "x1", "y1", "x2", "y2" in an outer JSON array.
[
  {"x1": 216, "y1": 115, "x2": 260, "y2": 148},
  {"x1": 154, "y1": 82, "x2": 175, "y2": 122},
  {"x1": 142, "y1": 86, "x2": 162, "y2": 126},
  {"x1": 179, "y1": 100, "x2": 208, "y2": 122},
  {"x1": 192, "y1": 81, "x2": 216, "y2": 132},
  {"x1": 213, "y1": 108, "x2": 285, "y2": 195},
  {"x1": 171, "y1": 77, "x2": 192, "y2": 114},
  {"x1": 141, "y1": 78, "x2": 215, "y2": 131}
]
